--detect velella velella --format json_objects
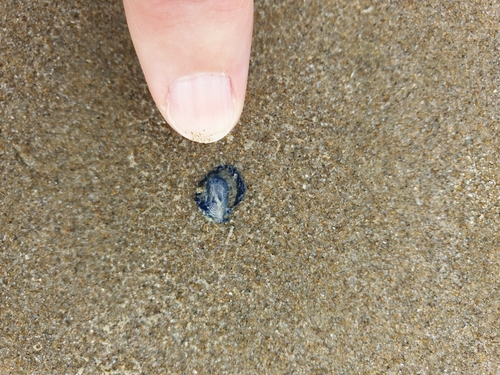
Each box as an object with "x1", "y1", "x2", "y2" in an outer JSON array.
[{"x1": 194, "y1": 165, "x2": 246, "y2": 223}]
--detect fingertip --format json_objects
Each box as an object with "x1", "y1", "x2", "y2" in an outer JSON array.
[
  {"x1": 164, "y1": 72, "x2": 237, "y2": 143},
  {"x1": 123, "y1": 0, "x2": 253, "y2": 143}
]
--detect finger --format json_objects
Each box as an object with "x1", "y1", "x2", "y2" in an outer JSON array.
[{"x1": 123, "y1": 0, "x2": 254, "y2": 143}]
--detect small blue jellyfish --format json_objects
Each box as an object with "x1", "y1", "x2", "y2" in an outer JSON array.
[{"x1": 194, "y1": 165, "x2": 246, "y2": 223}]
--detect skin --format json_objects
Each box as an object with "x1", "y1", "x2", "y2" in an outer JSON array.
[{"x1": 123, "y1": 0, "x2": 254, "y2": 143}]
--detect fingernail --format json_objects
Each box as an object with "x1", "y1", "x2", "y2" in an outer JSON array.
[{"x1": 166, "y1": 73, "x2": 236, "y2": 143}]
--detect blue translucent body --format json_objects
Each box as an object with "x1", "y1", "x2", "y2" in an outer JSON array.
[{"x1": 194, "y1": 165, "x2": 246, "y2": 223}]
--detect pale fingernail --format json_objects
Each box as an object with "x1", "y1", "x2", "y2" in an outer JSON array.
[{"x1": 166, "y1": 73, "x2": 236, "y2": 143}]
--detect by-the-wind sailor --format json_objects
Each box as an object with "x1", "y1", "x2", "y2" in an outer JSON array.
[{"x1": 194, "y1": 165, "x2": 246, "y2": 223}]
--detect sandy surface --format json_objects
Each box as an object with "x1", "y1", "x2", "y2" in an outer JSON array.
[{"x1": 1, "y1": 1, "x2": 499, "y2": 373}]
